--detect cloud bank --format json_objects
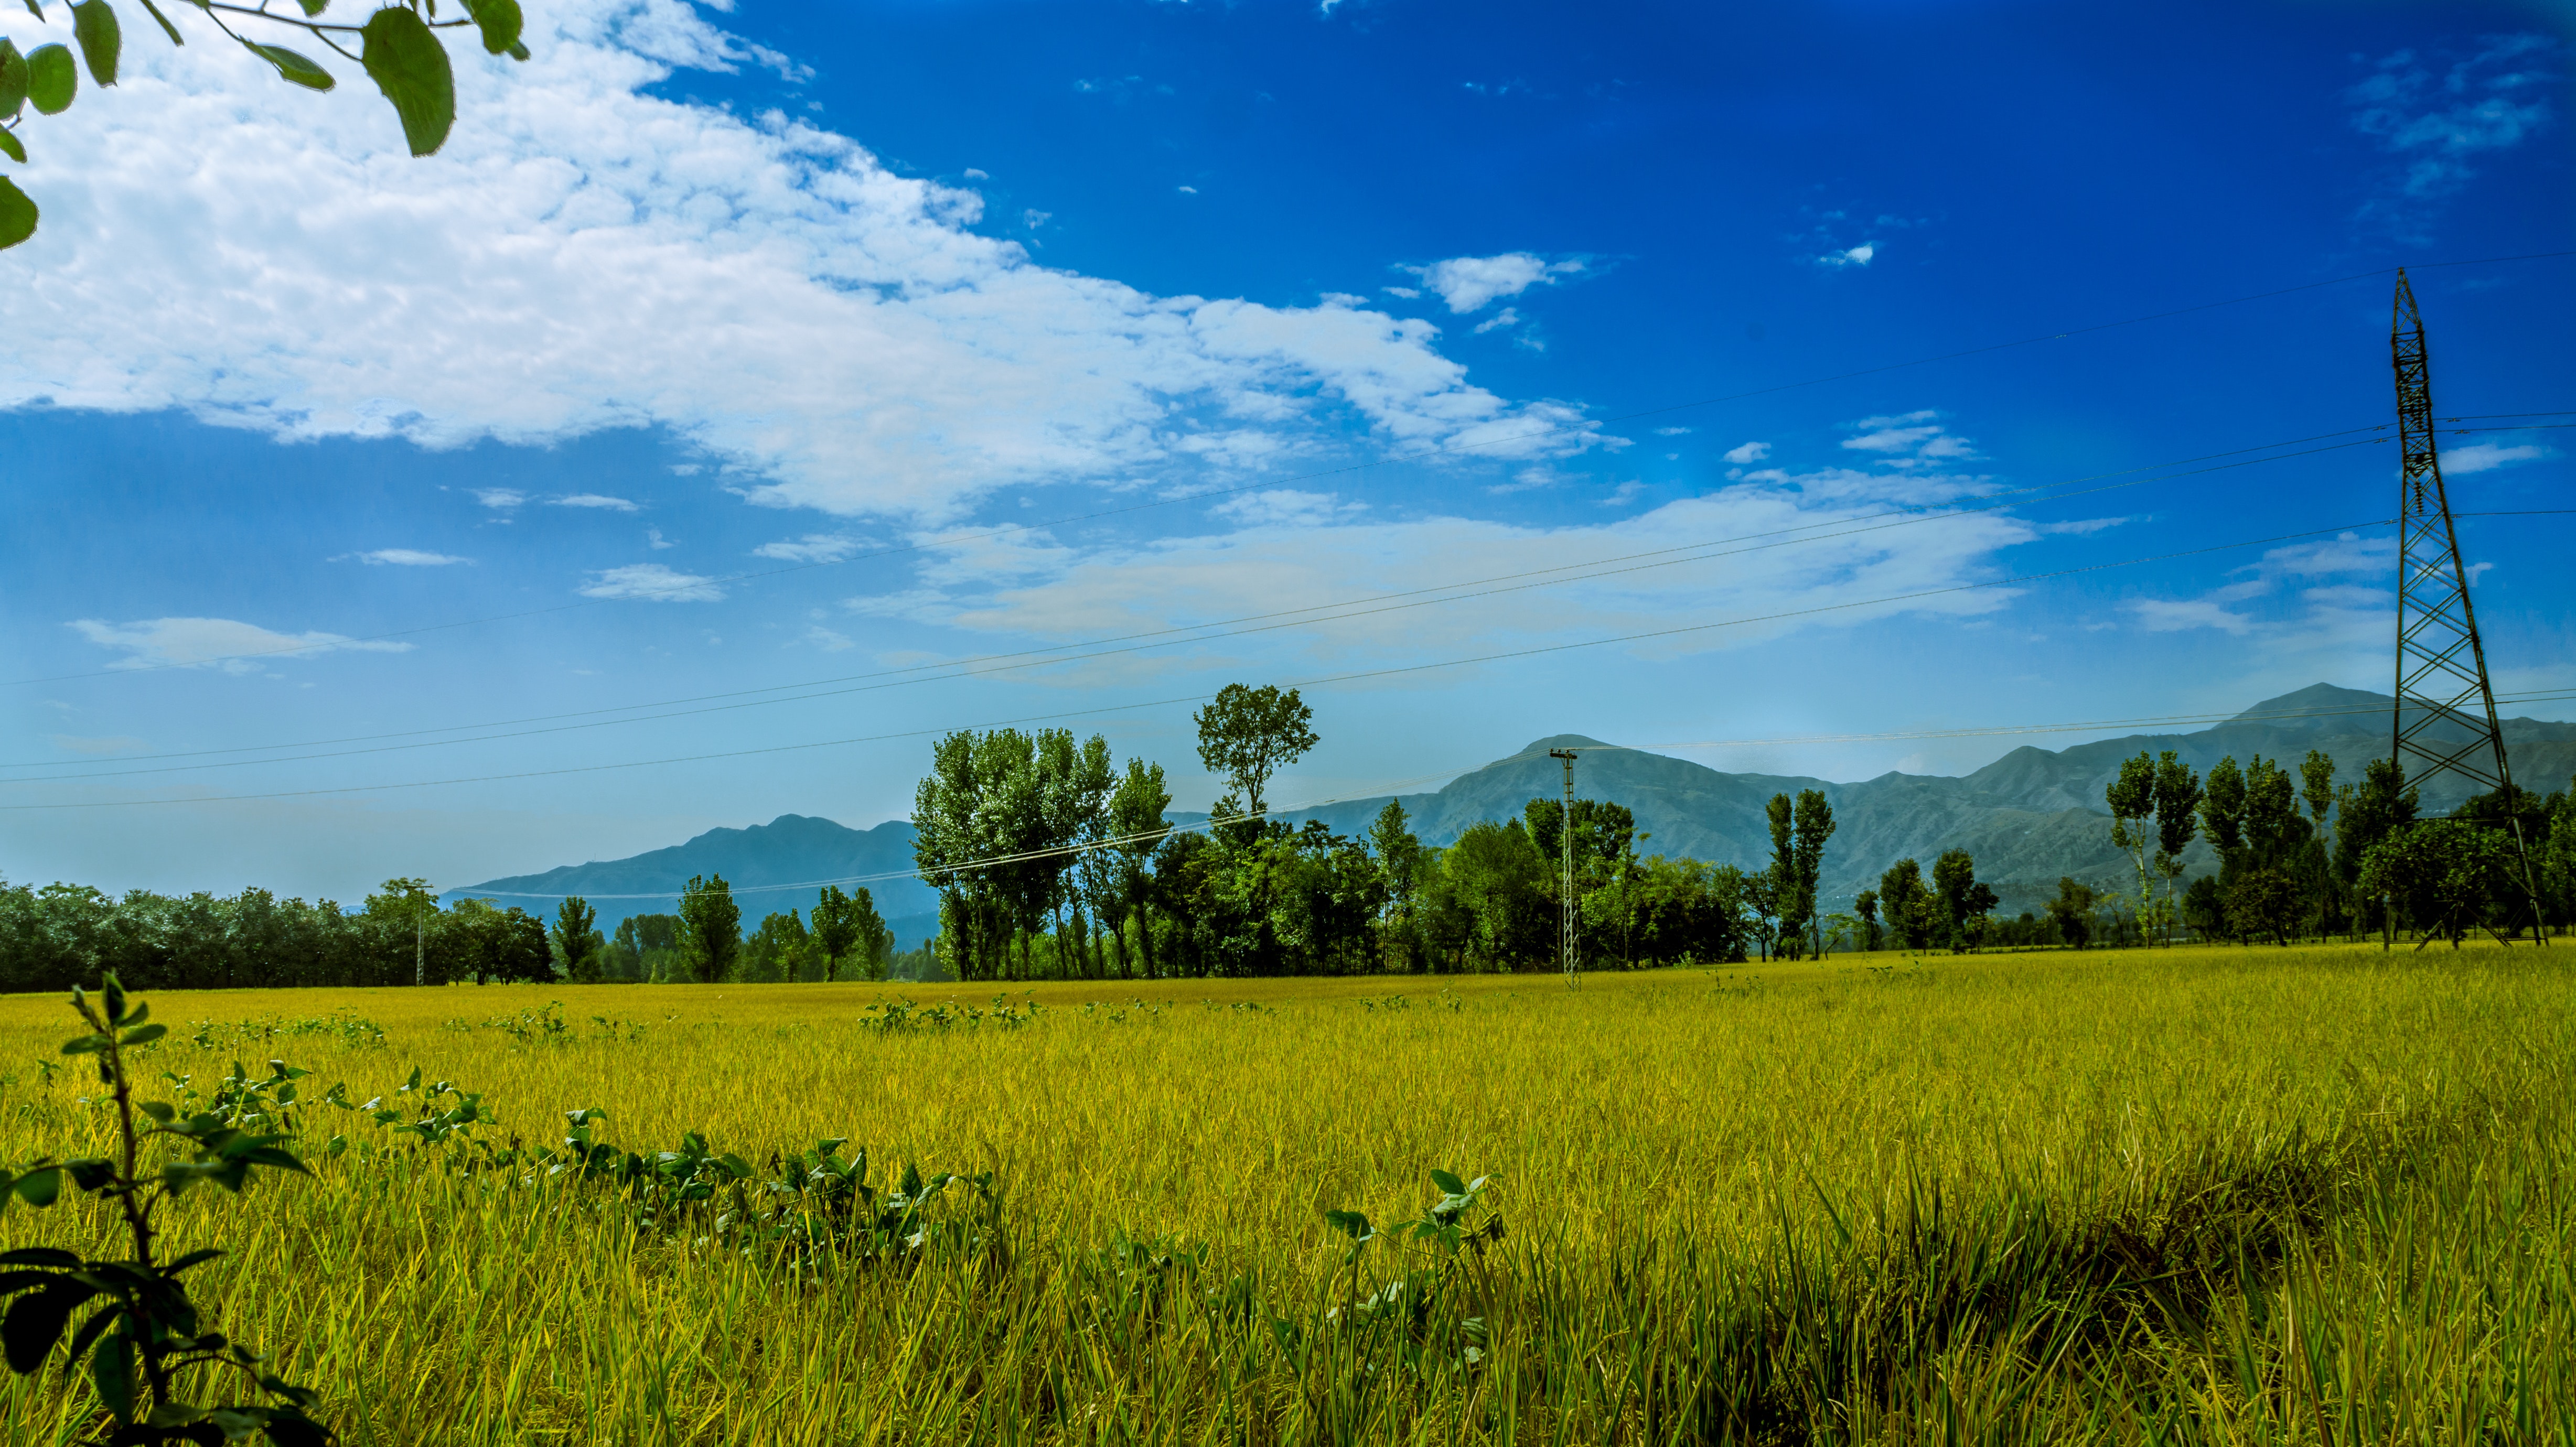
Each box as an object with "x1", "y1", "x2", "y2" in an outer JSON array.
[{"x1": 0, "y1": 2, "x2": 1594, "y2": 524}]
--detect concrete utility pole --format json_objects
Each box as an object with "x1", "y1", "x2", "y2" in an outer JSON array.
[
  {"x1": 415, "y1": 910, "x2": 426, "y2": 988},
  {"x1": 1549, "y1": 748, "x2": 1580, "y2": 987}
]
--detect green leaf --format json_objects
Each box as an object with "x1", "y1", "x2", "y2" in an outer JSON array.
[
  {"x1": 137, "y1": 1099, "x2": 175, "y2": 1123},
  {"x1": 2, "y1": 1281, "x2": 90, "y2": 1373},
  {"x1": 136, "y1": 0, "x2": 181, "y2": 46},
  {"x1": 120, "y1": 1023, "x2": 166, "y2": 1047},
  {"x1": 69, "y1": 0, "x2": 115, "y2": 85},
  {"x1": 360, "y1": 5, "x2": 453, "y2": 157},
  {"x1": 1, "y1": 40, "x2": 27, "y2": 118},
  {"x1": 100, "y1": 974, "x2": 126, "y2": 1025},
  {"x1": 295, "y1": 0, "x2": 328, "y2": 14},
  {"x1": 9, "y1": 1167, "x2": 60, "y2": 1207},
  {"x1": 59, "y1": 1033, "x2": 104, "y2": 1055},
  {"x1": 243, "y1": 42, "x2": 333, "y2": 92},
  {"x1": 89, "y1": 1324, "x2": 133, "y2": 1421},
  {"x1": 460, "y1": 0, "x2": 519, "y2": 56},
  {"x1": 0, "y1": 127, "x2": 22, "y2": 164},
  {"x1": 20, "y1": 2, "x2": 41, "y2": 23},
  {"x1": 0, "y1": 1247, "x2": 79, "y2": 1268},
  {"x1": 23, "y1": 44, "x2": 70, "y2": 115},
  {"x1": 163, "y1": 1248, "x2": 223, "y2": 1274},
  {"x1": 1428, "y1": 1169, "x2": 1467, "y2": 1196}
]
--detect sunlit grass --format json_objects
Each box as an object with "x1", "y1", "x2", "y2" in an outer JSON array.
[{"x1": 1, "y1": 941, "x2": 2567, "y2": 1443}]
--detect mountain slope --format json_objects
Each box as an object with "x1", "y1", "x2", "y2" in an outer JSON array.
[{"x1": 452, "y1": 685, "x2": 2574, "y2": 936}]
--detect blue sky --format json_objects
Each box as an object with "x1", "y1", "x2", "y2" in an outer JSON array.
[{"x1": 3, "y1": 0, "x2": 2570, "y2": 901}]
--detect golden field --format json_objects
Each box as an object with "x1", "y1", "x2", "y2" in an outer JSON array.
[{"x1": 1, "y1": 942, "x2": 2569, "y2": 1444}]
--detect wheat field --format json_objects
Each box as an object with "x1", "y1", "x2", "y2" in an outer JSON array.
[{"x1": 1, "y1": 943, "x2": 2569, "y2": 1444}]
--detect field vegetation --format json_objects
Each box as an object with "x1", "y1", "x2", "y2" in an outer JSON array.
[{"x1": 2, "y1": 942, "x2": 2569, "y2": 1443}]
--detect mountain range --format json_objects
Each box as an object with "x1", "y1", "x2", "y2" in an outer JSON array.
[{"x1": 449, "y1": 683, "x2": 2576, "y2": 936}]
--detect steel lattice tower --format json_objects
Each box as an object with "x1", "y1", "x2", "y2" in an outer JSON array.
[{"x1": 2388, "y1": 267, "x2": 2548, "y2": 940}]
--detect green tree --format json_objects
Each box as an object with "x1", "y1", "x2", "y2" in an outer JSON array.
[
  {"x1": 1368, "y1": 797, "x2": 1425, "y2": 972},
  {"x1": 1107, "y1": 758, "x2": 1172, "y2": 978},
  {"x1": 2540, "y1": 776, "x2": 2576, "y2": 931},
  {"x1": 740, "y1": 908, "x2": 812, "y2": 982},
  {"x1": 811, "y1": 884, "x2": 860, "y2": 982},
  {"x1": 2107, "y1": 752, "x2": 2158, "y2": 941},
  {"x1": 2045, "y1": 876, "x2": 2096, "y2": 948},
  {"x1": 2224, "y1": 868, "x2": 2299, "y2": 946},
  {"x1": 1879, "y1": 858, "x2": 1936, "y2": 952},
  {"x1": 1931, "y1": 848, "x2": 1999, "y2": 953},
  {"x1": 1791, "y1": 790, "x2": 1836, "y2": 960},
  {"x1": 1193, "y1": 683, "x2": 1319, "y2": 822},
  {"x1": 0, "y1": 0, "x2": 531, "y2": 250},
  {"x1": 1853, "y1": 889, "x2": 1881, "y2": 952},
  {"x1": 551, "y1": 895, "x2": 603, "y2": 983},
  {"x1": 364, "y1": 876, "x2": 440, "y2": 986},
  {"x1": 2338, "y1": 757, "x2": 2419, "y2": 941},
  {"x1": 2151, "y1": 752, "x2": 2202, "y2": 946},
  {"x1": 2360, "y1": 819, "x2": 2510, "y2": 949},
  {"x1": 676, "y1": 873, "x2": 740, "y2": 984}
]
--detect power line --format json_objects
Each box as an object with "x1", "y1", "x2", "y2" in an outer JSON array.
[
  {"x1": 13, "y1": 253, "x2": 2569, "y2": 688},
  {"x1": 0, "y1": 419, "x2": 2463, "y2": 783},
  {"x1": 1, "y1": 516, "x2": 2417, "y2": 812}
]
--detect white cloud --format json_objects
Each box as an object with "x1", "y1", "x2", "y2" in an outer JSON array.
[
  {"x1": 2349, "y1": 36, "x2": 2556, "y2": 204},
  {"x1": 579, "y1": 564, "x2": 726, "y2": 602},
  {"x1": 1817, "y1": 244, "x2": 1876, "y2": 268},
  {"x1": 1722, "y1": 440, "x2": 1769, "y2": 465},
  {"x1": 803, "y1": 625, "x2": 855, "y2": 651},
  {"x1": 754, "y1": 533, "x2": 866, "y2": 563},
  {"x1": 1655, "y1": 426, "x2": 1694, "y2": 437},
  {"x1": 0, "y1": 2, "x2": 1598, "y2": 523},
  {"x1": 647, "y1": 527, "x2": 675, "y2": 549},
  {"x1": 853, "y1": 433, "x2": 2035, "y2": 679},
  {"x1": 2123, "y1": 532, "x2": 2395, "y2": 641},
  {"x1": 474, "y1": 489, "x2": 528, "y2": 510},
  {"x1": 1401, "y1": 253, "x2": 1586, "y2": 315},
  {"x1": 2443, "y1": 441, "x2": 2549, "y2": 473},
  {"x1": 349, "y1": 548, "x2": 473, "y2": 566},
  {"x1": 1839, "y1": 411, "x2": 1979, "y2": 467},
  {"x1": 1176, "y1": 185, "x2": 1198, "y2": 195},
  {"x1": 2035, "y1": 516, "x2": 2132, "y2": 536},
  {"x1": 553, "y1": 493, "x2": 640, "y2": 511},
  {"x1": 1471, "y1": 306, "x2": 1522, "y2": 335},
  {"x1": 1208, "y1": 489, "x2": 1364, "y2": 527},
  {"x1": 962, "y1": 168, "x2": 989, "y2": 180},
  {"x1": 68, "y1": 617, "x2": 413, "y2": 673}
]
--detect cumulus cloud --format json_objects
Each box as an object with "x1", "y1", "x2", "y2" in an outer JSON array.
[
  {"x1": 1400, "y1": 253, "x2": 1586, "y2": 315},
  {"x1": 579, "y1": 564, "x2": 726, "y2": 602},
  {"x1": 1816, "y1": 243, "x2": 1876, "y2": 268},
  {"x1": 347, "y1": 548, "x2": 473, "y2": 566},
  {"x1": 1722, "y1": 440, "x2": 1769, "y2": 466},
  {"x1": 0, "y1": 2, "x2": 1597, "y2": 524},
  {"x1": 68, "y1": 617, "x2": 413, "y2": 673}
]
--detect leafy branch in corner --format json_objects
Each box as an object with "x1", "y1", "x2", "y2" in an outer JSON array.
[
  {"x1": 0, "y1": 974, "x2": 329, "y2": 1445},
  {"x1": 1, "y1": 0, "x2": 532, "y2": 250}
]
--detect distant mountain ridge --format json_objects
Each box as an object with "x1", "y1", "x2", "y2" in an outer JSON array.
[{"x1": 449, "y1": 684, "x2": 2576, "y2": 932}]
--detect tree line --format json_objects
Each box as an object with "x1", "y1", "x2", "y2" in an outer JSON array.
[{"x1": 12, "y1": 689, "x2": 2568, "y2": 994}]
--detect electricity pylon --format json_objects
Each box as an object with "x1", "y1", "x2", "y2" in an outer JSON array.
[
  {"x1": 1549, "y1": 748, "x2": 1581, "y2": 986},
  {"x1": 2387, "y1": 267, "x2": 2548, "y2": 943}
]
